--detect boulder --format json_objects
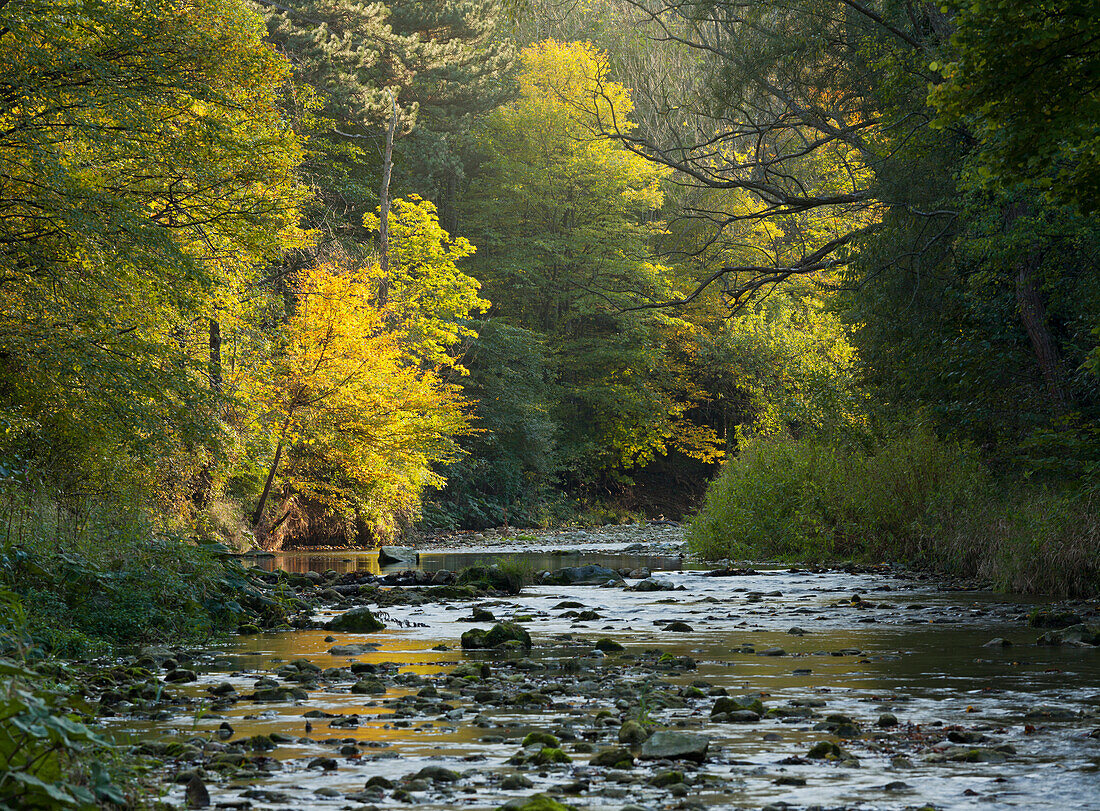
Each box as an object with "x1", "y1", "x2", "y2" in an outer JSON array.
[
  {"x1": 639, "y1": 730, "x2": 710, "y2": 763},
  {"x1": 540, "y1": 565, "x2": 624, "y2": 586},
  {"x1": 618, "y1": 719, "x2": 649, "y2": 746},
  {"x1": 412, "y1": 766, "x2": 460, "y2": 783},
  {"x1": 497, "y1": 795, "x2": 577, "y2": 811},
  {"x1": 461, "y1": 622, "x2": 532, "y2": 650},
  {"x1": 590, "y1": 746, "x2": 634, "y2": 768},
  {"x1": 377, "y1": 546, "x2": 418, "y2": 566},
  {"x1": 1036, "y1": 623, "x2": 1100, "y2": 646},
  {"x1": 326, "y1": 607, "x2": 384, "y2": 633},
  {"x1": 712, "y1": 695, "x2": 764, "y2": 716}
]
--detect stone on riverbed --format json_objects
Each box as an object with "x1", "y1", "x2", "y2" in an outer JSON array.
[
  {"x1": 1036, "y1": 623, "x2": 1100, "y2": 646},
  {"x1": 498, "y1": 795, "x2": 578, "y2": 811},
  {"x1": 329, "y1": 643, "x2": 375, "y2": 656},
  {"x1": 377, "y1": 546, "x2": 418, "y2": 566},
  {"x1": 591, "y1": 747, "x2": 635, "y2": 768},
  {"x1": 326, "y1": 606, "x2": 384, "y2": 632},
  {"x1": 712, "y1": 695, "x2": 765, "y2": 717},
  {"x1": 618, "y1": 719, "x2": 649, "y2": 746},
  {"x1": 412, "y1": 766, "x2": 460, "y2": 783},
  {"x1": 522, "y1": 731, "x2": 560, "y2": 748},
  {"x1": 461, "y1": 622, "x2": 532, "y2": 650},
  {"x1": 639, "y1": 730, "x2": 711, "y2": 763},
  {"x1": 540, "y1": 565, "x2": 623, "y2": 586}
]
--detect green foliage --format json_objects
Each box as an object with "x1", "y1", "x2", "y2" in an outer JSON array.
[
  {"x1": 250, "y1": 204, "x2": 479, "y2": 544},
  {"x1": 0, "y1": 0, "x2": 309, "y2": 518},
  {"x1": 0, "y1": 488, "x2": 277, "y2": 655},
  {"x1": 929, "y1": 0, "x2": 1100, "y2": 212},
  {"x1": 0, "y1": 658, "x2": 126, "y2": 809},
  {"x1": 688, "y1": 425, "x2": 985, "y2": 562},
  {"x1": 465, "y1": 39, "x2": 721, "y2": 485},
  {"x1": 425, "y1": 320, "x2": 559, "y2": 529},
  {"x1": 689, "y1": 426, "x2": 1100, "y2": 595}
]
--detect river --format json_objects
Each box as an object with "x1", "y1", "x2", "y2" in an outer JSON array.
[{"x1": 105, "y1": 532, "x2": 1100, "y2": 810}]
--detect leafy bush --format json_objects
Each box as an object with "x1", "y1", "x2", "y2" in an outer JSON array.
[
  {"x1": 0, "y1": 658, "x2": 125, "y2": 809},
  {"x1": 688, "y1": 425, "x2": 1100, "y2": 595}
]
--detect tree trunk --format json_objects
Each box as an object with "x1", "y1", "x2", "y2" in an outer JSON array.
[
  {"x1": 1005, "y1": 203, "x2": 1070, "y2": 414},
  {"x1": 377, "y1": 90, "x2": 396, "y2": 306},
  {"x1": 253, "y1": 409, "x2": 293, "y2": 529},
  {"x1": 251, "y1": 439, "x2": 283, "y2": 529},
  {"x1": 209, "y1": 318, "x2": 222, "y2": 397}
]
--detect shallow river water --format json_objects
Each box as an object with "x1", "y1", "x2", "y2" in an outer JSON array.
[{"x1": 109, "y1": 542, "x2": 1100, "y2": 811}]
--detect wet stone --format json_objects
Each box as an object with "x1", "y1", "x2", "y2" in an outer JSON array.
[{"x1": 639, "y1": 730, "x2": 710, "y2": 763}]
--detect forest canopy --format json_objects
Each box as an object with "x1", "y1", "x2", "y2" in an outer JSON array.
[{"x1": 0, "y1": 0, "x2": 1097, "y2": 583}]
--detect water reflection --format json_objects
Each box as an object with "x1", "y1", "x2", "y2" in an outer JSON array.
[{"x1": 251, "y1": 549, "x2": 685, "y2": 576}]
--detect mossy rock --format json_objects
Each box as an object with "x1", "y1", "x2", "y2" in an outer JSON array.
[
  {"x1": 457, "y1": 565, "x2": 524, "y2": 595},
  {"x1": 807, "y1": 740, "x2": 847, "y2": 759},
  {"x1": 618, "y1": 719, "x2": 649, "y2": 746},
  {"x1": 246, "y1": 734, "x2": 276, "y2": 751},
  {"x1": 591, "y1": 746, "x2": 634, "y2": 768},
  {"x1": 326, "y1": 606, "x2": 384, "y2": 632},
  {"x1": 497, "y1": 794, "x2": 577, "y2": 811},
  {"x1": 594, "y1": 638, "x2": 624, "y2": 652},
  {"x1": 237, "y1": 624, "x2": 261, "y2": 635},
  {"x1": 531, "y1": 747, "x2": 571, "y2": 765},
  {"x1": 712, "y1": 695, "x2": 764, "y2": 716},
  {"x1": 650, "y1": 770, "x2": 684, "y2": 788},
  {"x1": 461, "y1": 622, "x2": 532, "y2": 650},
  {"x1": 522, "y1": 731, "x2": 560, "y2": 748},
  {"x1": 351, "y1": 678, "x2": 386, "y2": 695},
  {"x1": 429, "y1": 584, "x2": 482, "y2": 600}
]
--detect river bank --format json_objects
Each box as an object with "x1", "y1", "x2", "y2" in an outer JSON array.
[{"x1": 86, "y1": 526, "x2": 1100, "y2": 810}]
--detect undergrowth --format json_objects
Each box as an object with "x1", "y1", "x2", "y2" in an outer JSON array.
[{"x1": 688, "y1": 426, "x2": 1100, "y2": 596}]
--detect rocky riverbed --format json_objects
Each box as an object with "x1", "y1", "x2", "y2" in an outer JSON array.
[{"x1": 97, "y1": 525, "x2": 1100, "y2": 810}]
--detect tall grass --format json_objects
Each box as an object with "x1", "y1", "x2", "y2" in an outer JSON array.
[{"x1": 688, "y1": 427, "x2": 1100, "y2": 595}]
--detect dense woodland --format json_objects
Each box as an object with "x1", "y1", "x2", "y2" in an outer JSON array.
[
  {"x1": 0, "y1": 0, "x2": 1099, "y2": 804},
  {"x1": 2, "y1": 0, "x2": 1100, "y2": 620}
]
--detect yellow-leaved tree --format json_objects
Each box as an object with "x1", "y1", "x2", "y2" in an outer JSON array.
[
  {"x1": 249, "y1": 261, "x2": 471, "y2": 544},
  {"x1": 248, "y1": 197, "x2": 486, "y2": 544}
]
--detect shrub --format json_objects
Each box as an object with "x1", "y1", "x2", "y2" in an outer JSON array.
[{"x1": 687, "y1": 425, "x2": 1100, "y2": 595}]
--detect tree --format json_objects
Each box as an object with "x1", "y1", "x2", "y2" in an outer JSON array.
[
  {"x1": 249, "y1": 261, "x2": 470, "y2": 542},
  {"x1": 464, "y1": 39, "x2": 721, "y2": 482},
  {"x1": 0, "y1": 0, "x2": 308, "y2": 514},
  {"x1": 363, "y1": 195, "x2": 487, "y2": 369},
  {"x1": 928, "y1": 0, "x2": 1100, "y2": 213}
]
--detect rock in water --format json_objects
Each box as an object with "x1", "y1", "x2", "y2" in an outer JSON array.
[
  {"x1": 377, "y1": 546, "x2": 418, "y2": 566},
  {"x1": 618, "y1": 719, "x2": 649, "y2": 746},
  {"x1": 497, "y1": 794, "x2": 578, "y2": 811},
  {"x1": 539, "y1": 565, "x2": 624, "y2": 586},
  {"x1": 461, "y1": 622, "x2": 532, "y2": 650},
  {"x1": 639, "y1": 730, "x2": 710, "y2": 763},
  {"x1": 326, "y1": 606, "x2": 384, "y2": 632},
  {"x1": 185, "y1": 774, "x2": 210, "y2": 808}
]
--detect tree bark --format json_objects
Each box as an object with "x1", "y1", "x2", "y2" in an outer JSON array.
[
  {"x1": 377, "y1": 90, "x2": 396, "y2": 306},
  {"x1": 1006, "y1": 202, "x2": 1070, "y2": 414},
  {"x1": 251, "y1": 438, "x2": 283, "y2": 529},
  {"x1": 209, "y1": 317, "x2": 222, "y2": 397},
  {"x1": 253, "y1": 409, "x2": 294, "y2": 528}
]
